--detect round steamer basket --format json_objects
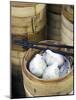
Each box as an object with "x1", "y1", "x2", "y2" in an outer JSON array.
[
  {"x1": 11, "y1": 2, "x2": 46, "y2": 42},
  {"x1": 22, "y1": 40, "x2": 73, "y2": 97}
]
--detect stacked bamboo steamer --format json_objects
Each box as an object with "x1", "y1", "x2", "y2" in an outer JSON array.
[
  {"x1": 47, "y1": 4, "x2": 62, "y2": 41},
  {"x1": 61, "y1": 5, "x2": 74, "y2": 46},
  {"x1": 11, "y1": 1, "x2": 46, "y2": 69},
  {"x1": 22, "y1": 40, "x2": 73, "y2": 97},
  {"x1": 11, "y1": 1, "x2": 46, "y2": 41}
]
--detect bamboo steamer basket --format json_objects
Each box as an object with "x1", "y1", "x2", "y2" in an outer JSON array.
[
  {"x1": 22, "y1": 40, "x2": 73, "y2": 97},
  {"x1": 11, "y1": 1, "x2": 46, "y2": 41}
]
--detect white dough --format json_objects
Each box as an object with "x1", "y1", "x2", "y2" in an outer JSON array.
[
  {"x1": 42, "y1": 62, "x2": 59, "y2": 80},
  {"x1": 29, "y1": 54, "x2": 47, "y2": 77},
  {"x1": 42, "y1": 49, "x2": 64, "y2": 66}
]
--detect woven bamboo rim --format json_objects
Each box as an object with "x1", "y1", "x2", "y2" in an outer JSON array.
[{"x1": 22, "y1": 40, "x2": 73, "y2": 83}]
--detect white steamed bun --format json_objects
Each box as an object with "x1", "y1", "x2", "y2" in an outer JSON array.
[
  {"x1": 42, "y1": 62, "x2": 59, "y2": 80},
  {"x1": 29, "y1": 54, "x2": 47, "y2": 77},
  {"x1": 42, "y1": 50, "x2": 64, "y2": 66}
]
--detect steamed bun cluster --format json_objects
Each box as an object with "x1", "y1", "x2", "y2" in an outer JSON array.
[{"x1": 29, "y1": 49, "x2": 69, "y2": 80}]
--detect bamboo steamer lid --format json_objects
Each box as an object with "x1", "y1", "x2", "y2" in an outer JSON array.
[
  {"x1": 62, "y1": 5, "x2": 74, "y2": 23},
  {"x1": 22, "y1": 40, "x2": 73, "y2": 96},
  {"x1": 47, "y1": 4, "x2": 62, "y2": 14}
]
